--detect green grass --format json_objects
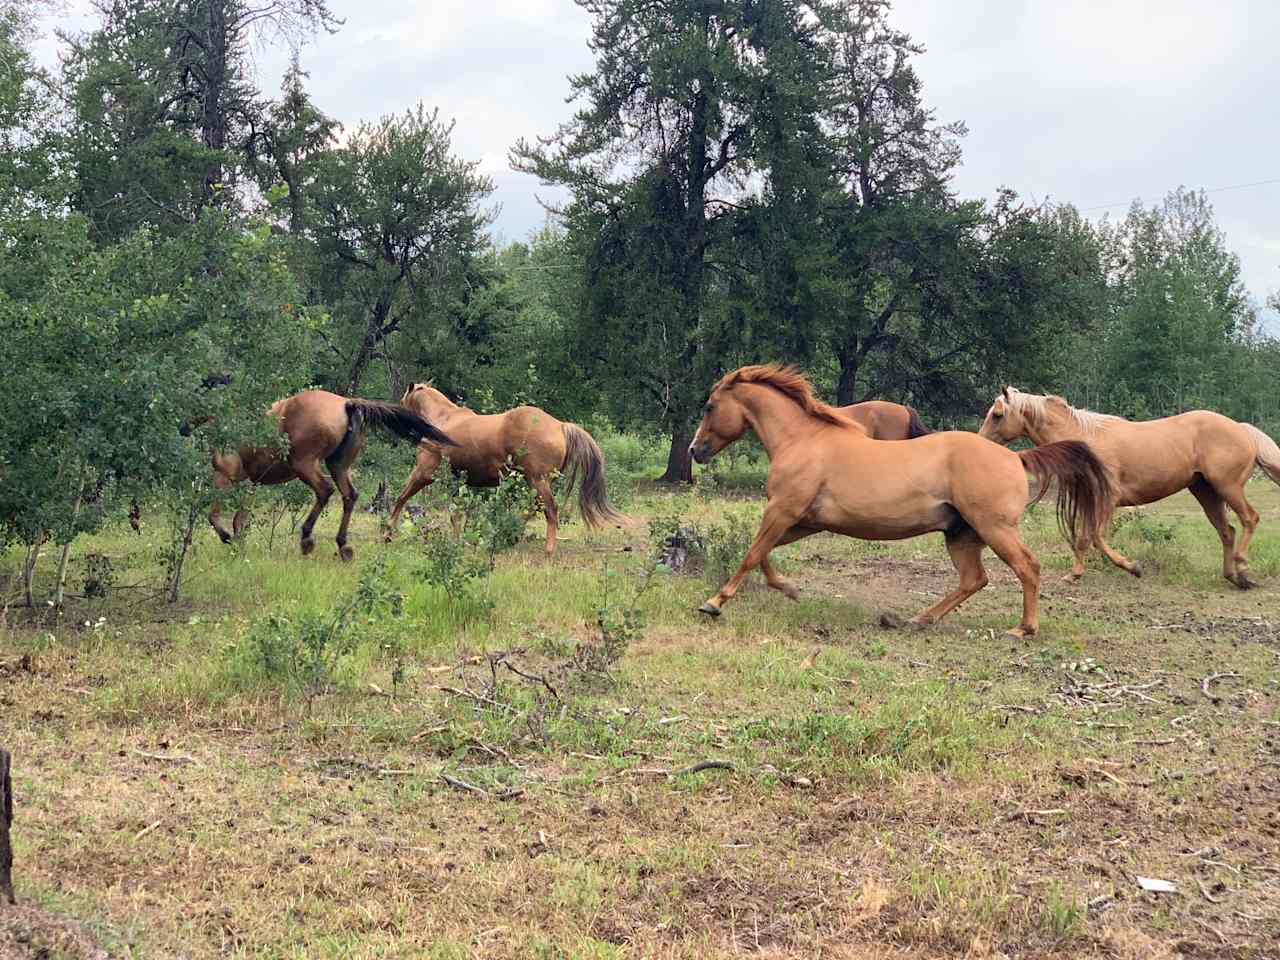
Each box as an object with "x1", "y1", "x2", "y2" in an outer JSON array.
[{"x1": 2, "y1": 477, "x2": 1280, "y2": 957}]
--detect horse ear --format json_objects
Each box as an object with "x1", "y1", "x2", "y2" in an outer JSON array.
[
  {"x1": 1001, "y1": 385, "x2": 1010, "y2": 399},
  {"x1": 992, "y1": 397, "x2": 1006, "y2": 415}
]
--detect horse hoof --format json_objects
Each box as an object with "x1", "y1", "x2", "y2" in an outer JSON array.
[
  {"x1": 1060, "y1": 572, "x2": 1082, "y2": 583},
  {"x1": 878, "y1": 612, "x2": 904, "y2": 629},
  {"x1": 1005, "y1": 626, "x2": 1037, "y2": 639},
  {"x1": 1129, "y1": 562, "x2": 1143, "y2": 578},
  {"x1": 906, "y1": 616, "x2": 932, "y2": 631},
  {"x1": 338, "y1": 545, "x2": 354, "y2": 562},
  {"x1": 217, "y1": 532, "x2": 233, "y2": 545},
  {"x1": 301, "y1": 538, "x2": 316, "y2": 556},
  {"x1": 782, "y1": 585, "x2": 800, "y2": 602},
  {"x1": 698, "y1": 602, "x2": 722, "y2": 618},
  {"x1": 1232, "y1": 572, "x2": 1257, "y2": 590}
]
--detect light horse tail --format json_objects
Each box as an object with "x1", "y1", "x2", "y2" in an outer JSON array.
[
  {"x1": 560, "y1": 424, "x2": 630, "y2": 528},
  {"x1": 1242, "y1": 423, "x2": 1280, "y2": 485},
  {"x1": 340, "y1": 399, "x2": 457, "y2": 460},
  {"x1": 1018, "y1": 440, "x2": 1113, "y2": 549},
  {"x1": 905, "y1": 406, "x2": 932, "y2": 439}
]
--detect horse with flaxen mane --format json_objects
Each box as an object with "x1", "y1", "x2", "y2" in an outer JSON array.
[
  {"x1": 385, "y1": 384, "x2": 629, "y2": 555},
  {"x1": 206, "y1": 390, "x2": 455, "y2": 560},
  {"x1": 839, "y1": 400, "x2": 932, "y2": 439},
  {"x1": 688, "y1": 365, "x2": 1113, "y2": 637},
  {"x1": 980, "y1": 386, "x2": 1280, "y2": 587}
]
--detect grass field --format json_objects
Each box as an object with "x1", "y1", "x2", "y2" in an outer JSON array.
[{"x1": 2, "y1": 469, "x2": 1279, "y2": 958}]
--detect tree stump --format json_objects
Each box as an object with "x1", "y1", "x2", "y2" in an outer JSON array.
[{"x1": 1, "y1": 747, "x2": 13, "y2": 905}]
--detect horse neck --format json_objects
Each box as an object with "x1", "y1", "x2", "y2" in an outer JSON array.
[
  {"x1": 412, "y1": 391, "x2": 463, "y2": 423},
  {"x1": 1023, "y1": 400, "x2": 1080, "y2": 445},
  {"x1": 735, "y1": 383, "x2": 836, "y2": 457}
]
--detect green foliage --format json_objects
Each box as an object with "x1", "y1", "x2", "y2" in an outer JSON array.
[{"x1": 412, "y1": 460, "x2": 540, "y2": 616}]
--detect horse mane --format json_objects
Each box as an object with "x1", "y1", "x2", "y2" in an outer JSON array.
[
  {"x1": 721, "y1": 364, "x2": 855, "y2": 428},
  {"x1": 1005, "y1": 389, "x2": 1122, "y2": 437}
]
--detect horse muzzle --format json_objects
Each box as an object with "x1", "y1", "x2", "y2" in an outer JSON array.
[{"x1": 689, "y1": 440, "x2": 713, "y2": 464}]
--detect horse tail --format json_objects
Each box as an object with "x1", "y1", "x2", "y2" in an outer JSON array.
[
  {"x1": 343, "y1": 400, "x2": 457, "y2": 459},
  {"x1": 561, "y1": 424, "x2": 631, "y2": 528},
  {"x1": 1242, "y1": 423, "x2": 1280, "y2": 485},
  {"x1": 1019, "y1": 440, "x2": 1113, "y2": 548},
  {"x1": 905, "y1": 406, "x2": 932, "y2": 439}
]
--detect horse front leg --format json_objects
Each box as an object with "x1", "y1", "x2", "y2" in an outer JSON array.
[
  {"x1": 385, "y1": 449, "x2": 439, "y2": 541},
  {"x1": 699, "y1": 503, "x2": 802, "y2": 616}
]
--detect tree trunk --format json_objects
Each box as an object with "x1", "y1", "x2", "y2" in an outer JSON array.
[
  {"x1": 201, "y1": 0, "x2": 230, "y2": 207},
  {"x1": 835, "y1": 345, "x2": 858, "y2": 407},
  {"x1": 1, "y1": 747, "x2": 14, "y2": 905},
  {"x1": 21, "y1": 541, "x2": 39, "y2": 608},
  {"x1": 658, "y1": 421, "x2": 694, "y2": 484},
  {"x1": 167, "y1": 497, "x2": 201, "y2": 604},
  {"x1": 347, "y1": 299, "x2": 393, "y2": 395},
  {"x1": 53, "y1": 488, "x2": 84, "y2": 612}
]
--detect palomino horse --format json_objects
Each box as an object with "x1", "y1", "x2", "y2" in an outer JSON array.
[
  {"x1": 385, "y1": 384, "x2": 629, "y2": 554},
  {"x1": 207, "y1": 390, "x2": 455, "y2": 560},
  {"x1": 689, "y1": 365, "x2": 1112, "y2": 637},
  {"x1": 979, "y1": 387, "x2": 1280, "y2": 587},
  {"x1": 840, "y1": 400, "x2": 931, "y2": 440}
]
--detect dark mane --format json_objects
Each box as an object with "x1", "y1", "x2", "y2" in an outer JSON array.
[{"x1": 719, "y1": 364, "x2": 855, "y2": 428}]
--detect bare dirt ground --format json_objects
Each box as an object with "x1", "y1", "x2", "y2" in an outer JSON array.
[{"x1": 1, "y1": 483, "x2": 1278, "y2": 958}]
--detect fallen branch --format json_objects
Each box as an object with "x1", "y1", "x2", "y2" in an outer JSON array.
[
  {"x1": 134, "y1": 820, "x2": 162, "y2": 841},
  {"x1": 1201, "y1": 672, "x2": 1241, "y2": 700},
  {"x1": 132, "y1": 748, "x2": 200, "y2": 766},
  {"x1": 1, "y1": 748, "x2": 13, "y2": 905},
  {"x1": 437, "y1": 686, "x2": 514, "y2": 713},
  {"x1": 675, "y1": 759, "x2": 735, "y2": 777},
  {"x1": 441, "y1": 774, "x2": 489, "y2": 798},
  {"x1": 1196, "y1": 877, "x2": 1224, "y2": 904},
  {"x1": 995, "y1": 704, "x2": 1041, "y2": 715},
  {"x1": 1006, "y1": 807, "x2": 1067, "y2": 822}
]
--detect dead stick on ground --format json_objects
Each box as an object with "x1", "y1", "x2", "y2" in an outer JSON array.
[
  {"x1": 134, "y1": 820, "x2": 162, "y2": 841},
  {"x1": 1201, "y1": 672, "x2": 1241, "y2": 700},
  {"x1": 1196, "y1": 877, "x2": 1223, "y2": 904},
  {"x1": 1, "y1": 747, "x2": 14, "y2": 905},
  {"x1": 441, "y1": 774, "x2": 489, "y2": 798},
  {"x1": 132, "y1": 748, "x2": 200, "y2": 766}
]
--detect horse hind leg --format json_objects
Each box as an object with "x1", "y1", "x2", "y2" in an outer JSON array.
[
  {"x1": 327, "y1": 454, "x2": 361, "y2": 563},
  {"x1": 532, "y1": 477, "x2": 559, "y2": 556},
  {"x1": 294, "y1": 460, "x2": 335, "y2": 556},
  {"x1": 385, "y1": 449, "x2": 440, "y2": 541},
  {"x1": 978, "y1": 524, "x2": 1042, "y2": 638},
  {"x1": 909, "y1": 526, "x2": 989, "y2": 629},
  {"x1": 1188, "y1": 477, "x2": 1239, "y2": 586},
  {"x1": 1217, "y1": 480, "x2": 1260, "y2": 588}
]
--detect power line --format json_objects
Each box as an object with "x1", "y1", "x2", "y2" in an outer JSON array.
[{"x1": 1077, "y1": 176, "x2": 1280, "y2": 214}]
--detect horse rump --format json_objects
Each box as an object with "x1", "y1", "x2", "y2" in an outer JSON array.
[
  {"x1": 1019, "y1": 440, "x2": 1113, "y2": 547},
  {"x1": 905, "y1": 406, "x2": 932, "y2": 439}
]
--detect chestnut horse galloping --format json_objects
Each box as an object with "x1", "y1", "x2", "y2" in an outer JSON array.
[
  {"x1": 208, "y1": 390, "x2": 455, "y2": 560},
  {"x1": 689, "y1": 365, "x2": 1112, "y2": 637},
  {"x1": 840, "y1": 400, "x2": 932, "y2": 440},
  {"x1": 385, "y1": 384, "x2": 629, "y2": 555},
  {"x1": 979, "y1": 387, "x2": 1280, "y2": 587}
]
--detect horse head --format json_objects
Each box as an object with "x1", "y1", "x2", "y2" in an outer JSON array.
[
  {"x1": 979, "y1": 387, "x2": 1031, "y2": 444},
  {"x1": 689, "y1": 379, "x2": 750, "y2": 464}
]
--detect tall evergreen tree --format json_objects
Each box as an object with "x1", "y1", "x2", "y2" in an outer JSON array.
[{"x1": 514, "y1": 0, "x2": 832, "y2": 481}]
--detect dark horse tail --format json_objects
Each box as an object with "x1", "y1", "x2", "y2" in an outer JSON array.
[
  {"x1": 338, "y1": 399, "x2": 457, "y2": 462},
  {"x1": 905, "y1": 406, "x2": 932, "y2": 439},
  {"x1": 1019, "y1": 441, "x2": 1112, "y2": 549},
  {"x1": 561, "y1": 424, "x2": 631, "y2": 528}
]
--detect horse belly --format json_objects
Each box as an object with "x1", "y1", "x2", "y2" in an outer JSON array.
[{"x1": 807, "y1": 490, "x2": 951, "y2": 541}]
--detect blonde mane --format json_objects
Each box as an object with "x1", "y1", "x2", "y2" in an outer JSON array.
[
  {"x1": 719, "y1": 364, "x2": 855, "y2": 428},
  {"x1": 1005, "y1": 389, "x2": 1122, "y2": 437}
]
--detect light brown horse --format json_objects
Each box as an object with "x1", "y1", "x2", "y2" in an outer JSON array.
[
  {"x1": 385, "y1": 384, "x2": 629, "y2": 554},
  {"x1": 839, "y1": 400, "x2": 932, "y2": 440},
  {"x1": 979, "y1": 386, "x2": 1280, "y2": 587},
  {"x1": 688, "y1": 365, "x2": 1112, "y2": 637},
  {"x1": 207, "y1": 390, "x2": 455, "y2": 560}
]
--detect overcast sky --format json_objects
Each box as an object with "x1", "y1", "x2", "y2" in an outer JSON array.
[{"x1": 36, "y1": 0, "x2": 1280, "y2": 321}]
